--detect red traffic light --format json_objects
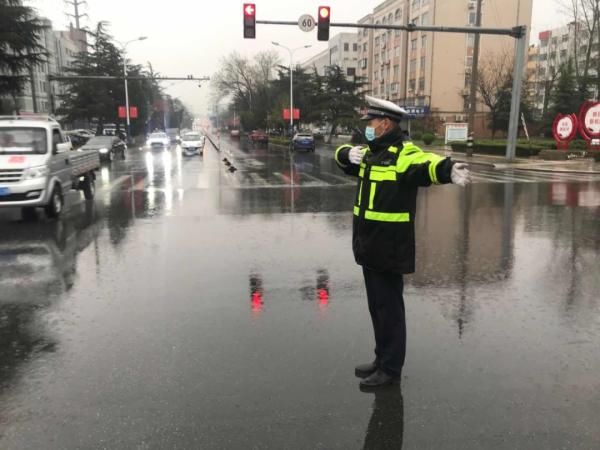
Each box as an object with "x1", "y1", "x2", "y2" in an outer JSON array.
[
  {"x1": 317, "y1": 6, "x2": 330, "y2": 41},
  {"x1": 243, "y1": 3, "x2": 256, "y2": 39}
]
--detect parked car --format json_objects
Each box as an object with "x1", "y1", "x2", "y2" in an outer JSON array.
[
  {"x1": 81, "y1": 136, "x2": 126, "y2": 162},
  {"x1": 146, "y1": 132, "x2": 170, "y2": 150},
  {"x1": 248, "y1": 129, "x2": 268, "y2": 143},
  {"x1": 0, "y1": 115, "x2": 100, "y2": 219},
  {"x1": 291, "y1": 132, "x2": 316, "y2": 152},
  {"x1": 230, "y1": 129, "x2": 240, "y2": 138},
  {"x1": 64, "y1": 130, "x2": 91, "y2": 149},
  {"x1": 180, "y1": 132, "x2": 204, "y2": 156}
]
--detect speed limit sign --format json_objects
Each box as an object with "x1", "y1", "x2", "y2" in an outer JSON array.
[{"x1": 298, "y1": 14, "x2": 316, "y2": 32}]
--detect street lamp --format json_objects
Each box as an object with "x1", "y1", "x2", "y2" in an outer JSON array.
[
  {"x1": 117, "y1": 36, "x2": 148, "y2": 143},
  {"x1": 271, "y1": 42, "x2": 311, "y2": 136}
]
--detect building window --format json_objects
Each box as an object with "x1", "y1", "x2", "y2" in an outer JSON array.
[
  {"x1": 562, "y1": 34, "x2": 569, "y2": 42},
  {"x1": 410, "y1": 59, "x2": 417, "y2": 73},
  {"x1": 421, "y1": 34, "x2": 428, "y2": 49},
  {"x1": 388, "y1": 13, "x2": 393, "y2": 24},
  {"x1": 395, "y1": 8, "x2": 402, "y2": 21},
  {"x1": 347, "y1": 67, "x2": 356, "y2": 76},
  {"x1": 560, "y1": 49, "x2": 567, "y2": 59},
  {"x1": 420, "y1": 56, "x2": 426, "y2": 71},
  {"x1": 395, "y1": 29, "x2": 401, "y2": 37},
  {"x1": 382, "y1": 17, "x2": 387, "y2": 25},
  {"x1": 395, "y1": 46, "x2": 401, "y2": 57},
  {"x1": 375, "y1": 36, "x2": 380, "y2": 47},
  {"x1": 363, "y1": 43, "x2": 367, "y2": 52},
  {"x1": 344, "y1": 43, "x2": 349, "y2": 51},
  {"x1": 391, "y1": 82, "x2": 399, "y2": 93},
  {"x1": 411, "y1": 38, "x2": 418, "y2": 50},
  {"x1": 374, "y1": 86, "x2": 379, "y2": 95},
  {"x1": 467, "y1": 33, "x2": 475, "y2": 47},
  {"x1": 412, "y1": 0, "x2": 420, "y2": 10},
  {"x1": 469, "y1": 12, "x2": 477, "y2": 25},
  {"x1": 409, "y1": 78, "x2": 416, "y2": 91},
  {"x1": 393, "y1": 65, "x2": 399, "y2": 80},
  {"x1": 421, "y1": 12, "x2": 429, "y2": 25},
  {"x1": 419, "y1": 77, "x2": 425, "y2": 91},
  {"x1": 353, "y1": 43, "x2": 358, "y2": 51},
  {"x1": 375, "y1": 54, "x2": 380, "y2": 64},
  {"x1": 374, "y1": 71, "x2": 379, "y2": 80},
  {"x1": 363, "y1": 28, "x2": 368, "y2": 36}
]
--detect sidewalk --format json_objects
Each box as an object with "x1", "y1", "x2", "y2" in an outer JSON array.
[{"x1": 428, "y1": 146, "x2": 600, "y2": 174}]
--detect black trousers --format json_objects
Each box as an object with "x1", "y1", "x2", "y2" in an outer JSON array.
[{"x1": 362, "y1": 267, "x2": 406, "y2": 377}]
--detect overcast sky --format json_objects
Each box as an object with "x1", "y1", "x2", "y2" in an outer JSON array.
[{"x1": 27, "y1": 0, "x2": 566, "y2": 116}]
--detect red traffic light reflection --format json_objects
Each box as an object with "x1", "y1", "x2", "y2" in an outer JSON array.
[{"x1": 319, "y1": 7, "x2": 330, "y2": 18}]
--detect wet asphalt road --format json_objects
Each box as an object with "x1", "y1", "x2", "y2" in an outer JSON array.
[{"x1": 0, "y1": 137, "x2": 599, "y2": 449}]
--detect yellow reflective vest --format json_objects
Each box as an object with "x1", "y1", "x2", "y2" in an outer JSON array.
[{"x1": 335, "y1": 140, "x2": 454, "y2": 274}]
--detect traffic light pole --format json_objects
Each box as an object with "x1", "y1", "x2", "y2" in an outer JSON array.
[{"x1": 253, "y1": 19, "x2": 527, "y2": 160}]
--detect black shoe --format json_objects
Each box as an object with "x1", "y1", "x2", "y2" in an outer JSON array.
[
  {"x1": 355, "y1": 361, "x2": 378, "y2": 378},
  {"x1": 359, "y1": 369, "x2": 400, "y2": 389}
]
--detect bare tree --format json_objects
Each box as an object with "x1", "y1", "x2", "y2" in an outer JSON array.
[
  {"x1": 476, "y1": 51, "x2": 513, "y2": 138},
  {"x1": 563, "y1": 0, "x2": 600, "y2": 99}
]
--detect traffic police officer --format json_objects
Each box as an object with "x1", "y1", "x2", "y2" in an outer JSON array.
[{"x1": 335, "y1": 96, "x2": 471, "y2": 388}]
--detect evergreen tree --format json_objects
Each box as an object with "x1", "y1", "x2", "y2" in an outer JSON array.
[
  {"x1": 0, "y1": 0, "x2": 49, "y2": 113},
  {"x1": 549, "y1": 60, "x2": 580, "y2": 117}
]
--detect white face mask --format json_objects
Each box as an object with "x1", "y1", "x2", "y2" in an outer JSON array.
[{"x1": 365, "y1": 121, "x2": 385, "y2": 141}]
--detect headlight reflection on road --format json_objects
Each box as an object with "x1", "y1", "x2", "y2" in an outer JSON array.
[
  {"x1": 100, "y1": 166, "x2": 110, "y2": 185},
  {"x1": 145, "y1": 152, "x2": 155, "y2": 185}
]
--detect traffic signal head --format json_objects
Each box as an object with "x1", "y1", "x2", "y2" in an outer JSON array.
[
  {"x1": 317, "y1": 6, "x2": 330, "y2": 41},
  {"x1": 243, "y1": 3, "x2": 256, "y2": 39}
]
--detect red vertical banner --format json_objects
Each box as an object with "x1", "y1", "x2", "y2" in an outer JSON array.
[
  {"x1": 129, "y1": 106, "x2": 138, "y2": 119},
  {"x1": 118, "y1": 106, "x2": 127, "y2": 118}
]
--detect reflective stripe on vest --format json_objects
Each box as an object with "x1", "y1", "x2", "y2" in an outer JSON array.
[
  {"x1": 369, "y1": 182, "x2": 376, "y2": 210},
  {"x1": 354, "y1": 206, "x2": 410, "y2": 223}
]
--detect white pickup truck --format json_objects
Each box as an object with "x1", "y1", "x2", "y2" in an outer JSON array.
[{"x1": 0, "y1": 116, "x2": 100, "y2": 219}]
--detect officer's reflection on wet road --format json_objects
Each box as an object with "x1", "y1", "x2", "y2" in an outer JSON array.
[
  {"x1": 362, "y1": 388, "x2": 404, "y2": 450},
  {"x1": 0, "y1": 138, "x2": 599, "y2": 449}
]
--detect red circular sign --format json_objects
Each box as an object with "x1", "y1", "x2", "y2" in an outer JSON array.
[
  {"x1": 578, "y1": 101, "x2": 600, "y2": 140},
  {"x1": 552, "y1": 113, "x2": 578, "y2": 149}
]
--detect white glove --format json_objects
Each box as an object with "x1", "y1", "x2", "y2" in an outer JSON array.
[
  {"x1": 348, "y1": 146, "x2": 366, "y2": 165},
  {"x1": 451, "y1": 163, "x2": 471, "y2": 187}
]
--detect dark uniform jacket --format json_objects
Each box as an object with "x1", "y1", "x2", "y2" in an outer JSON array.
[{"x1": 335, "y1": 127, "x2": 454, "y2": 274}]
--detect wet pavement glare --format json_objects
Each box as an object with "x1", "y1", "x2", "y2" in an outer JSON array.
[{"x1": 0, "y1": 138, "x2": 599, "y2": 449}]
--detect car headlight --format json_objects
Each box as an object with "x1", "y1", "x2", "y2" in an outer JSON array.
[
  {"x1": 99, "y1": 147, "x2": 109, "y2": 153},
  {"x1": 23, "y1": 165, "x2": 49, "y2": 180}
]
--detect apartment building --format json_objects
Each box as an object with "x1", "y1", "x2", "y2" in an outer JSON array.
[
  {"x1": 531, "y1": 22, "x2": 600, "y2": 113},
  {"x1": 4, "y1": 19, "x2": 84, "y2": 114},
  {"x1": 301, "y1": 33, "x2": 358, "y2": 78},
  {"x1": 356, "y1": 0, "x2": 532, "y2": 128}
]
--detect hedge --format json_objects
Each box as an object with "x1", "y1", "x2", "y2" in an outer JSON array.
[{"x1": 450, "y1": 142, "x2": 547, "y2": 157}]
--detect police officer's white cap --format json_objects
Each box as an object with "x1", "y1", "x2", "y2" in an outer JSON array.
[{"x1": 360, "y1": 95, "x2": 408, "y2": 122}]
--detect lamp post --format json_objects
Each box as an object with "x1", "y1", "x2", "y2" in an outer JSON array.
[
  {"x1": 271, "y1": 42, "x2": 311, "y2": 136},
  {"x1": 117, "y1": 36, "x2": 148, "y2": 143}
]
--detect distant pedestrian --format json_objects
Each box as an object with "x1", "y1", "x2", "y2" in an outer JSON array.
[{"x1": 334, "y1": 96, "x2": 471, "y2": 388}]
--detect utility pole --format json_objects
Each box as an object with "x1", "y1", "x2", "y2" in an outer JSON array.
[
  {"x1": 65, "y1": 0, "x2": 87, "y2": 29},
  {"x1": 467, "y1": 0, "x2": 483, "y2": 156}
]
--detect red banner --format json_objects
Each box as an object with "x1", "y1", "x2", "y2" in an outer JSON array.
[
  {"x1": 283, "y1": 108, "x2": 300, "y2": 120},
  {"x1": 118, "y1": 106, "x2": 139, "y2": 119}
]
